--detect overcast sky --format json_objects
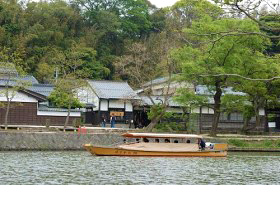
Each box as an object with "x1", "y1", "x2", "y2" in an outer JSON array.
[{"x1": 149, "y1": 0, "x2": 178, "y2": 7}]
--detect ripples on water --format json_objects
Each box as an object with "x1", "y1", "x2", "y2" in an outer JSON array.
[{"x1": 1, "y1": 151, "x2": 280, "y2": 185}]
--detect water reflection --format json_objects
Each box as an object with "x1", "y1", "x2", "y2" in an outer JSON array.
[{"x1": 0, "y1": 151, "x2": 280, "y2": 185}]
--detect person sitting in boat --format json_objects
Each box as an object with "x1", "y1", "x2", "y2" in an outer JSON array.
[
  {"x1": 198, "y1": 139, "x2": 206, "y2": 150},
  {"x1": 143, "y1": 138, "x2": 149, "y2": 143},
  {"x1": 165, "y1": 139, "x2": 170, "y2": 143},
  {"x1": 186, "y1": 140, "x2": 191, "y2": 143},
  {"x1": 155, "y1": 139, "x2": 160, "y2": 143}
]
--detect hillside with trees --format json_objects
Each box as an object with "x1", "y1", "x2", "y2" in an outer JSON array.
[{"x1": 1, "y1": 0, "x2": 280, "y2": 133}]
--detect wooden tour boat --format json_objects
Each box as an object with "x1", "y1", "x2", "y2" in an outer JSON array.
[{"x1": 84, "y1": 133, "x2": 228, "y2": 157}]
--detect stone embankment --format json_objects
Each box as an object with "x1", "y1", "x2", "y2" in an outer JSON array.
[
  {"x1": 0, "y1": 128, "x2": 125, "y2": 151},
  {"x1": 2, "y1": 129, "x2": 280, "y2": 152}
]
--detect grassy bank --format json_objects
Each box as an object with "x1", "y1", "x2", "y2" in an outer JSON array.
[{"x1": 228, "y1": 139, "x2": 280, "y2": 149}]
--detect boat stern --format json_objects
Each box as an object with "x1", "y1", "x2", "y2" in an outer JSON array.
[{"x1": 214, "y1": 143, "x2": 228, "y2": 151}]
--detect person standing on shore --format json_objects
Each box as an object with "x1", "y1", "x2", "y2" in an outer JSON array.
[
  {"x1": 101, "y1": 114, "x2": 106, "y2": 127},
  {"x1": 110, "y1": 114, "x2": 116, "y2": 128}
]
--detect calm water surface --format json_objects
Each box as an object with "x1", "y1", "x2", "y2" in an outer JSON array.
[{"x1": 1, "y1": 151, "x2": 280, "y2": 185}]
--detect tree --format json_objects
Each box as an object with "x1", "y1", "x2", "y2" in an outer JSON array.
[
  {"x1": 173, "y1": 89, "x2": 207, "y2": 132},
  {"x1": 114, "y1": 29, "x2": 179, "y2": 132},
  {"x1": 48, "y1": 74, "x2": 85, "y2": 131},
  {"x1": 47, "y1": 45, "x2": 90, "y2": 131},
  {"x1": 0, "y1": 48, "x2": 30, "y2": 130},
  {"x1": 214, "y1": 0, "x2": 280, "y2": 39},
  {"x1": 174, "y1": 17, "x2": 270, "y2": 136},
  {"x1": 221, "y1": 94, "x2": 255, "y2": 132},
  {"x1": 71, "y1": 0, "x2": 154, "y2": 78}
]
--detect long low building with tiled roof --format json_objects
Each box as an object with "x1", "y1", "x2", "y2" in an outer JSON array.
[
  {"x1": 0, "y1": 66, "x2": 82, "y2": 126},
  {"x1": 76, "y1": 80, "x2": 140, "y2": 125}
]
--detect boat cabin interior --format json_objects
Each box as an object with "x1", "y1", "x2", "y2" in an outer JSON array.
[{"x1": 124, "y1": 137, "x2": 197, "y2": 144}]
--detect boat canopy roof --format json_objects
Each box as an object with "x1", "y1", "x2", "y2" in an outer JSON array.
[{"x1": 122, "y1": 133, "x2": 203, "y2": 139}]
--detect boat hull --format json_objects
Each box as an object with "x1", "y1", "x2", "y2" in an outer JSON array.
[{"x1": 84, "y1": 144, "x2": 227, "y2": 157}]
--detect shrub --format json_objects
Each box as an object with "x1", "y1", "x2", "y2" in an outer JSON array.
[
  {"x1": 263, "y1": 140, "x2": 273, "y2": 148},
  {"x1": 228, "y1": 139, "x2": 248, "y2": 147},
  {"x1": 277, "y1": 140, "x2": 280, "y2": 148}
]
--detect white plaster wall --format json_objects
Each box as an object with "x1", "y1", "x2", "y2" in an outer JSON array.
[
  {"x1": 37, "y1": 111, "x2": 81, "y2": 117},
  {"x1": 202, "y1": 107, "x2": 208, "y2": 114},
  {"x1": 100, "y1": 100, "x2": 108, "y2": 111},
  {"x1": 76, "y1": 87, "x2": 91, "y2": 103},
  {"x1": 109, "y1": 100, "x2": 125, "y2": 108},
  {"x1": 0, "y1": 90, "x2": 37, "y2": 103},
  {"x1": 76, "y1": 86, "x2": 99, "y2": 111},
  {"x1": 191, "y1": 107, "x2": 214, "y2": 114},
  {"x1": 209, "y1": 108, "x2": 214, "y2": 114},
  {"x1": 125, "y1": 102, "x2": 133, "y2": 112},
  {"x1": 191, "y1": 108, "x2": 200, "y2": 114}
]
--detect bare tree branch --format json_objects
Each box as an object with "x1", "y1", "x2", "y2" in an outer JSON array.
[{"x1": 198, "y1": 73, "x2": 280, "y2": 81}]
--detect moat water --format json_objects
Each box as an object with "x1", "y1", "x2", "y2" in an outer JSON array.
[{"x1": 1, "y1": 151, "x2": 280, "y2": 185}]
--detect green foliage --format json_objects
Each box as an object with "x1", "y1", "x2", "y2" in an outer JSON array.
[
  {"x1": 173, "y1": 89, "x2": 207, "y2": 109},
  {"x1": 221, "y1": 94, "x2": 255, "y2": 119},
  {"x1": 48, "y1": 87, "x2": 83, "y2": 109},
  {"x1": 229, "y1": 139, "x2": 280, "y2": 148},
  {"x1": 228, "y1": 139, "x2": 249, "y2": 147},
  {"x1": 48, "y1": 76, "x2": 85, "y2": 109},
  {"x1": 147, "y1": 104, "x2": 165, "y2": 121},
  {"x1": 154, "y1": 121, "x2": 185, "y2": 132},
  {"x1": 36, "y1": 63, "x2": 55, "y2": 83}
]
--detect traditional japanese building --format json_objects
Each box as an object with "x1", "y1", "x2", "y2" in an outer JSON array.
[
  {"x1": 77, "y1": 80, "x2": 140, "y2": 125},
  {"x1": 135, "y1": 76, "x2": 265, "y2": 131},
  {"x1": 0, "y1": 63, "x2": 82, "y2": 126}
]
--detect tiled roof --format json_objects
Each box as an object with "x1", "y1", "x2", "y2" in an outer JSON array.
[
  {"x1": 21, "y1": 75, "x2": 39, "y2": 84},
  {"x1": 87, "y1": 80, "x2": 140, "y2": 99},
  {"x1": 38, "y1": 105, "x2": 81, "y2": 112},
  {"x1": 0, "y1": 75, "x2": 39, "y2": 86},
  {"x1": 0, "y1": 76, "x2": 52, "y2": 97},
  {"x1": 139, "y1": 96, "x2": 180, "y2": 107},
  {"x1": 0, "y1": 79, "x2": 17, "y2": 86},
  {"x1": 28, "y1": 84, "x2": 54, "y2": 97},
  {"x1": 143, "y1": 77, "x2": 169, "y2": 87}
]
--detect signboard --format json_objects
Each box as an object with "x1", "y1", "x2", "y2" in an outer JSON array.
[{"x1": 110, "y1": 111, "x2": 124, "y2": 117}]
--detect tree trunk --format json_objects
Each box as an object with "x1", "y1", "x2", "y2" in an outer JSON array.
[
  {"x1": 64, "y1": 103, "x2": 71, "y2": 132},
  {"x1": 253, "y1": 100, "x2": 261, "y2": 128},
  {"x1": 242, "y1": 117, "x2": 250, "y2": 133},
  {"x1": 4, "y1": 101, "x2": 11, "y2": 130},
  {"x1": 211, "y1": 81, "x2": 222, "y2": 136},
  {"x1": 255, "y1": 111, "x2": 261, "y2": 128},
  {"x1": 145, "y1": 110, "x2": 166, "y2": 132},
  {"x1": 264, "y1": 102, "x2": 269, "y2": 133}
]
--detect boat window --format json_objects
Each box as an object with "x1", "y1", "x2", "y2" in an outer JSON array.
[
  {"x1": 174, "y1": 140, "x2": 178, "y2": 143},
  {"x1": 143, "y1": 138, "x2": 149, "y2": 143},
  {"x1": 186, "y1": 140, "x2": 191, "y2": 143},
  {"x1": 155, "y1": 139, "x2": 160, "y2": 143},
  {"x1": 165, "y1": 139, "x2": 170, "y2": 143}
]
